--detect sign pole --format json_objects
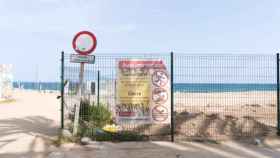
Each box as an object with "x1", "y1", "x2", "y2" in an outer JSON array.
[
  {"x1": 71, "y1": 30, "x2": 97, "y2": 135},
  {"x1": 73, "y1": 63, "x2": 85, "y2": 135}
]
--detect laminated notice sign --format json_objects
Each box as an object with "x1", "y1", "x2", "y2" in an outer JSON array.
[{"x1": 116, "y1": 60, "x2": 170, "y2": 124}]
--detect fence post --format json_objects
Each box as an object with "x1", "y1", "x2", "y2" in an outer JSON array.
[
  {"x1": 61, "y1": 51, "x2": 65, "y2": 129},
  {"x1": 170, "y1": 52, "x2": 175, "y2": 142},
  {"x1": 277, "y1": 53, "x2": 280, "y2": 136},
  {"x1": 97, "y1": 70, "x2": 100, "y2": 106}
]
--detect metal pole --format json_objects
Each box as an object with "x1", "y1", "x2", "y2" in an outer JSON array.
[
  {"x1": 277, "y1": 53, "x2": 280, "y2": 136},
  {"x1": 97, "y1": 70, "x2": 100, "y2": 106},
  {"x1": 170, "y1": 51, "x2": 175, "y2": 142},
  {"x1": 61, "y1": 51, "x2": 65, "y2": 129},
  {"x1": 73, "y1": 63, "x2": 85, "y2": 135}
]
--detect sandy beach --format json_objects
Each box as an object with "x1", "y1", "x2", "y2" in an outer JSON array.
[
  {"x1": 175, "y1": 91, "x2": 276, "y2": 107},
  {"x1": 115, "y1": 91, "x2": 277, "y2": 140},
  {"x1": 174, "y1": 91, "x2": 277, "y2": 140},
  {"x1": 0, "y1": 90, "x2": 60, "y2": 156}
]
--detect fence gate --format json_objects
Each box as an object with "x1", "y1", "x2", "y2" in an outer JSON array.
[{"x1": 61, "y1": 52, "x2": 279, "y2": 141}]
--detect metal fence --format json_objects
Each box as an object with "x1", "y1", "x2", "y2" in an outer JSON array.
[
  {"x1": 61, "y1": 52, "x2": 279, "y2": 141},
  {"x1": 174, "y1": 54, "x2": 277, "y2": 141}
]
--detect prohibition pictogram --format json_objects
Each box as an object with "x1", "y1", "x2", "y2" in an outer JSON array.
[
  {"x1": 152, "y1": 105, "x2": 168, "y2": 122},
  {"x1": 72, "y1": 31, "x2": 97, "y2": 55},
  {"x1": 152, "y1": 88, "x2": 168, "y2": 104},
  {"x1": 152, "y1": 70, "x2": 169, "y2": 87}
]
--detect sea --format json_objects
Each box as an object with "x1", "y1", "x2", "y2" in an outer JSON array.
[
  {"x1": 13, "y1": 82, "x2": 60, "y2": 91},
  {"x1": 13, "y1": 82, "x2": 277, "y2": 93}
]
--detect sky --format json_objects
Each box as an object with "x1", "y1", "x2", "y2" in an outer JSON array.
[{"x1": 0, "y1": 0, "x2": 280, "y2": 82}]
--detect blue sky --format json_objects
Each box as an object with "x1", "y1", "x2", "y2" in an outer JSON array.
[{"x1": 0, "y1": 0, "x2": 279, "y2": 81}]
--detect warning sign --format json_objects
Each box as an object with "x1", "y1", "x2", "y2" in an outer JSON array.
[
  {"x1": 152, "y1": 70, "x2": 169, "y2": 87},
  {"x1": 152, "y1": 105, "x2": 169, "y2": 122},
  {"x1": 150, "y1": 66, "x2": 170, "y2": 124},
  {"x1": 116, "y1": 60, "x2": 170, "y2": 124},
  {"x1": 152, "y1": 88, "x2": 168, "y2": 104}
]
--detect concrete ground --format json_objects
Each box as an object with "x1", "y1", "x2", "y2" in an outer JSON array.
[
  {"x1": 41, "y1": 140, "x2": 280, "y2": 158},
  {"x1": 0, "y1": 90, "x2": 280, "y2": 158}
]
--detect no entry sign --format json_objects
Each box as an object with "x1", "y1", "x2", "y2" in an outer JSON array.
[
  {"x1": 72, "y1": 30, "x2": 97, "y2": 135},
  {"x1": 72, "y1": 31, "x2": 97, "y2": 55}
]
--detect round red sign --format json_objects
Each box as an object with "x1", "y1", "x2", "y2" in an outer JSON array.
[{"x1": 72, "y1": 31, "x2": 97, "y2": 55}]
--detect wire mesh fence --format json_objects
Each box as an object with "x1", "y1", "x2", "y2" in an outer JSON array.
[
  {"x1": 61, "y1": 52, "x2": 278, "y2": 141},
  {"x1": 174, "y1": 54, "x2": 277, "y2": 141}
]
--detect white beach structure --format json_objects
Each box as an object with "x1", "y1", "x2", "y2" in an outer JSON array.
[{"x1": 0, "y1": 64, "x2": 13, "y2": 100}]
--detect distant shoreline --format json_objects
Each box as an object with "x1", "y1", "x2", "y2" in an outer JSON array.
[{"x1": 12, "y1": 81, "x2": 277, "y2": 93}]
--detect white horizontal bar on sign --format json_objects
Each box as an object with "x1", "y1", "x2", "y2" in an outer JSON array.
[{"x1": 70, "y1": 54, "x2": 95, "y2": 64}]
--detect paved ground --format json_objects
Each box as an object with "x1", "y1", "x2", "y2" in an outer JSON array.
[
  {"x1": 7, "y1": 140, "x2": 278, "y2": 158},
  {"x1": 44, "y1": 140, "x2": 280, "y2": 158},
  {"x1": 0, "y1": 91, "x2": 280, "y2": 158}
]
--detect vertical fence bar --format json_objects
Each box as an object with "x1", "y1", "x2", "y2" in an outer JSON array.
[
  {"x1": 97, "y1": 70, "x2": 100, "y2": 106},
  {"x1": 277, "y1": 53, "x2": 280, "y2": 136},
  {"x1": 61, "y1": 51, "x2": 65, "y2": 129},
  {"x1": 170, "y1": 52, "x2": 175, "y2": 142}
]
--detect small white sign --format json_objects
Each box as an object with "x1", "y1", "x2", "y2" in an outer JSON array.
[{"x1": 70, "y1": 54, "x2": 95, "y2": 64}]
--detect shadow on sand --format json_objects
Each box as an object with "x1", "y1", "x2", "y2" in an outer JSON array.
[{"x1": 0, "y1": 116, "x2": 59, "y2": 157}]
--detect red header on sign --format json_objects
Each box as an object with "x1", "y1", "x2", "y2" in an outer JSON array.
[{"x1": 119, "y1": 60, "x2": 165, "y2": 69}]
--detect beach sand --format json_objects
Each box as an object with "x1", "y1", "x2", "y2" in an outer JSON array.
[
  {"x1": 0, "y1": 90, "x2": 60, "y2": 156},
  {"x1": 174, "y1": 91, "x2": 277, "y2": 140},
  {"x1": 124, "y1": 91, "x2": 277, "y2": 140}
]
